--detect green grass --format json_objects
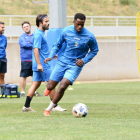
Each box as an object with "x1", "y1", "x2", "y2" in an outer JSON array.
[
  {"x1": 0, "y1": 81, "x2": 140, "y2": 140},
  {"x1": 0, "y1": 0, "x2": 140, "y2": 16}
]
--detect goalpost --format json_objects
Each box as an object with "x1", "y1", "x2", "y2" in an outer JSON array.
[{"x1": 137, "y1": 12, "x2": 140, "y2": 77}]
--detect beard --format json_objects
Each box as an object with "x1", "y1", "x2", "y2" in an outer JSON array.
[
  {"x1": 42, "y1": 25, "x2": 49, "y2": 31},
  {"x1": 25, "y1": 31, "x2": 31, "y2": 34},
  {"x1": 0, "y1": 30, "x2": 4, "y2": 34}
]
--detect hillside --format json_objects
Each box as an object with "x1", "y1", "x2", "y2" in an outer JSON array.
[{"x1": 0, "y1": 0, "x2": 140, "y2": 16}]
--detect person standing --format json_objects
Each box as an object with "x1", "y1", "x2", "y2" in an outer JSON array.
[
  {"x1": 19, "y1": 21, "x2": 42, "y2": 97},
  {"x1": 0, "y1": 21, "x2": 7, "y2": 86},
  {"x1": 43, "y1": 13, "x2": 99, "y2": 116}
]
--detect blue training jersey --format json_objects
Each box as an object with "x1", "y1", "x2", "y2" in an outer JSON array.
[
  {"x1": 49, "y1": 25, "x2": 99, "y2": 66},
  {"x1": 0, "y1": 34, "x2": 7, "y2": 59},
  {"x1": 19, "y1": 33, "x2": 33, "y2": 61},
  {"x1": 32, "y1": 28, "x2": 50, "y2": 71}
]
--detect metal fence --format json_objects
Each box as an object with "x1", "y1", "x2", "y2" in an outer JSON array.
[
  {"x1": 0, "y1": 15, "x2": 136, "y2": 26},
  {"x1": 0, "y1": 15, "x2": 137, "y2": 42},
  {"x1": 68, "y1": 16, "x2": 136, "y2": 26}
]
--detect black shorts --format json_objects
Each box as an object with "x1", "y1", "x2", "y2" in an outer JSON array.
[
  {"x1": 20, "y1": 61, "x2": 33, "y2": 77},
  {"x1": 0, "y1": 58, "x2": 7, "y2": 73}
]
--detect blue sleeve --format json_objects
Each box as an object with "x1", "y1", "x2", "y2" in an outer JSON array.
[
  {"x1": 5, "y1": 37, "x2": 7, "y2": 49},
  {"x1": 19, "y1": 35, "x2": 33, "y2": 49},
  {"x1": 49, "y1": 32, "x2": 65, "y2": 59},
  {"x1": 82, "y1": 36, "x2": 99, "y2": 64},
  {"x1": 33, "y1": 34, "x2": 42, "y2": 49}
]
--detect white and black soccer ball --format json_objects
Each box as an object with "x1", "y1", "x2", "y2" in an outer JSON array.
[{"x1": 72, "y1": 103, "x2": 88, "y2": 118}]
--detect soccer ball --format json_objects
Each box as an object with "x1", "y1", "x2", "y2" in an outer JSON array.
[{"x1": 72, "y1": 103, "x2": 88, "y2": 118}]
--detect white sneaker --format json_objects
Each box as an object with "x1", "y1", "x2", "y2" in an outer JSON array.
[
  {"x1": 20, "y1": 93, "x2": 25, "y2": 97},
  {"x1": 52, "y1": 105, "x2": 66, "y2": 111},
  {"x1": 22, "y1": 106, "x2": 35, "y2": 112}
]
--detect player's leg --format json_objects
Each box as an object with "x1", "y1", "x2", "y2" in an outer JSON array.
[
  {"x1": 46, "y1": 79, "x2": 71, "y2": 109},
  {"x1": 43, "y1": 68, "x2": 66, "y2": 112},
  {"x1": 0, "y1": 73, "x2": 5, "y2": 86},
  {"x1": 27, "y1": 81, "x2": 41, "y2": 97},
  {"x1": 45, "y1": 73, "x2": 67, "y2": 111},
  {"x1": 52, "y1": 78, "x2": 71, "y2": 104},
  {"x1": 20, "y1": 77, "x2": 26, "y2": 96},
  {"x1": 28, "y1": 64, "x2": 42, "y2": 97},
  {"x1": 49, "y1": 88, "x2": 55, "y2": 99},
  {"x1": 44, "y1": 78, "x2": 70, "y2": 116},
  {"x1": 44, "y1": 65, "x2": 83, "y2": 116},
  {"x1": 44, "y1": 80, "x2": 58, "y2": 96},
  {"x1": 44, "y1": 63, "x2": 65, "y2": 96},
  {"x1": 0, "y1": 59, "x2": 7, "y2": 86},
  {"x1": 48, "y1": 82, "x2": 67, "y2": 111},
  {"x1": 44, "y1": 63, "x2": 66, "y2": 115},
  {"x1": 22, "y1": 81, "x2": 41, "y2": 112},
  {"x1": 22, "y1": 71, "x2": 42, "y2": 112},
  {"x1": 20, "y1": 62, "x2": 32, "y2": 97},
  {"x1": 57, "y1": 65, "x2": 83, "y2": 102}
]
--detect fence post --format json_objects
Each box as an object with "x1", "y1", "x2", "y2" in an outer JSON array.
[
  {"x1": 116, "y1": 17, "x2": 118, "y2": 41},
  {"x1": 91, "y1": 17, "x2": 93, "y2": 27},
  {"x1": 9, "y1": 16, "x2": 12, "y2": 42}
]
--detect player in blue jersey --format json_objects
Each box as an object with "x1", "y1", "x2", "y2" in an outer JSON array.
[
  {"x1": 43, "y1": 13, "x2": 99, "y2": 116},
  {"x1": 0, "y1": 21, "x2": 7, "y2": 86},
  {"x1": 22, "y1": 14, "x2": 53, "y2": 111},
  {"x1": 22, "y1": 14, "x2": 66, "y2": 112}
]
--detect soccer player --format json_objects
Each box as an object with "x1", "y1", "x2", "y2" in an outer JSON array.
[
  {"x1": 19, "y1": 21, "x2": 41, "y2": 97},
  {"x1": 0, "y1": 21, "x2": 7, "y2": 86},
  {"x1": 43, "y1": 13, "x2": 99, "y2": 116},
  {"x1": 22, "y1": 14, "x2": 66, "y2": 112}
]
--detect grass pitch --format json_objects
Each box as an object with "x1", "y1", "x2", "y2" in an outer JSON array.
[{"x1": 0, "y1": 81, "x2": 140, "y2": 140}]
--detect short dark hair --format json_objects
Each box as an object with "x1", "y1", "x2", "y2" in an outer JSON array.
[
  {"x1": 0, "y1": 21, "x2": 4, "y2": 25},
  {"x1": 74, "y1": 13, "x2": 86, "y2": 21},
  {"x1": 36, "y1": 14, "x2": 48, "y2": 27},
  {"x1": 21, "y1": 21, "x2": 31, "y2": 27}
]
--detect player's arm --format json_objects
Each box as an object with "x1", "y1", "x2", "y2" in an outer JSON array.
[
  {"x1": 34, "y1": 48, "x2": 43, "y2": 72},
  {"x1": 19, "y1": 35, "x2": 32, "y2": 49},
  {"x1": 33, "y1": 34, "x2": 43, "y2": 72},
  {"x1": 49, "y1": 51, "x2": 57, "y2": 60},
  {"x1": 82, "y1": 36, "x2": 99, "y2": 64},
  {"x1": 5, "y1": 37, "x2": 7, "y2": 49},
  {"x1": 44, "y1": 32, "x2": 65, "y2": 63},
  {"x1": 44, "y1": 55, "x2": 57, "y2": 63}
]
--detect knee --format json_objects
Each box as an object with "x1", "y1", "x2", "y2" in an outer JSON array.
[
  {"x1": 59, "y1": 83, "x2": 67, "y2": 92},
  {"x1": 0, "y1": 73, "x2": 5, "y2": 80},
  {"x1": 47, "y1": 83, "x2": 54, "y2": 91}
]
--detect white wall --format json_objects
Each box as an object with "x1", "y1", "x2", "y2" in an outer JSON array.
[
  {"x1": 78, "y1": 42, "x2": 139, "y2": 81},
  {"x1": 5, "y1": 41, "x2": 139, "y2": 83}
]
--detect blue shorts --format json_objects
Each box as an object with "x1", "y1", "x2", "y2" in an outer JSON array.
[
  {"x1": 0, "y1": 59, "x2": 7, "y2": 73},
  {"x1": 33, "y1": 69, "x2": 52, "y2": 82},
  {"x1": 50, "y1": 63, "x2": 83, "y2": 84}
]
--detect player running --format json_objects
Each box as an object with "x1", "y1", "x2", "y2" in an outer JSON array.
[{"x1": 43, "y1": 13, "x2": 99, "y2": 116}]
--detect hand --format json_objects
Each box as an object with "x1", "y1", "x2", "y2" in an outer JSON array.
[
  {"x1": 37, "y1": 64, "x2": 43, "y2": 72},
  {"x1": 53, "y1": 55, "x2": 57, "y2": 60},
  {"x1": 75, "y1": 59, "x2": 84, "y2": 67},
  {"x1": 44, "y1": 58, "x2": 52, "y2": 63}
]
